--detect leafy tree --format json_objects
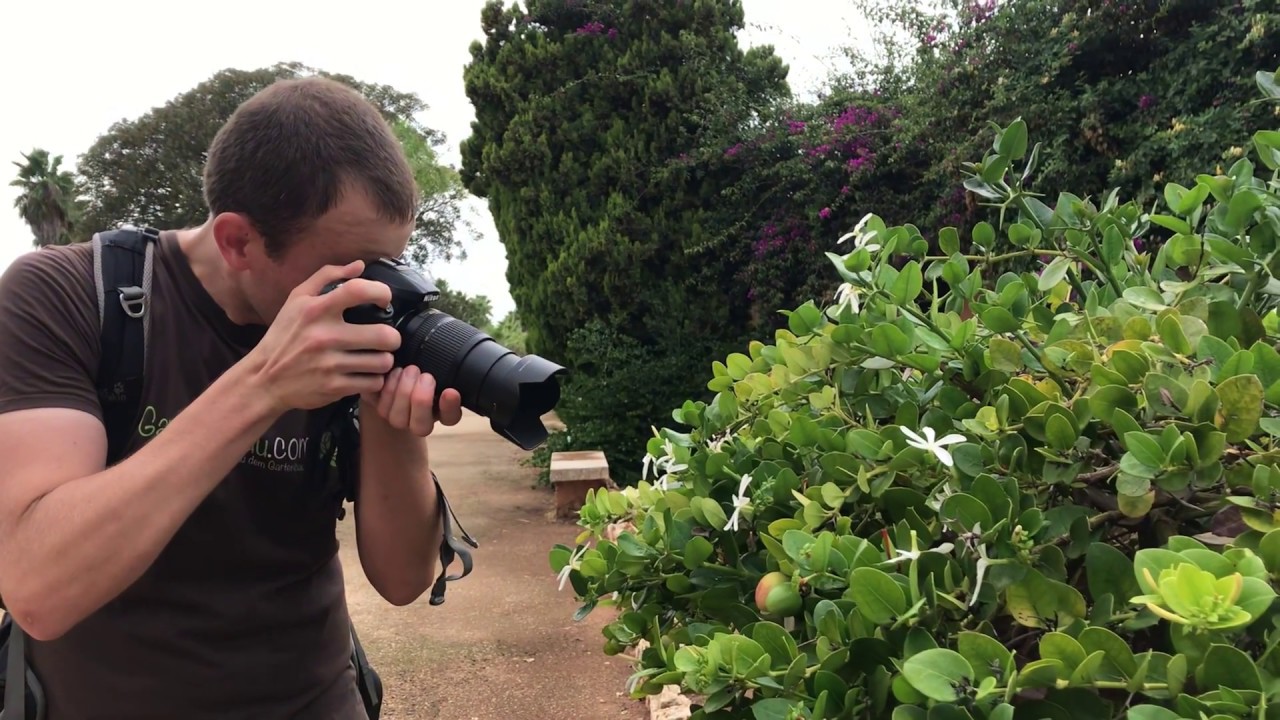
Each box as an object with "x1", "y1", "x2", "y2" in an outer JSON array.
[
  {"x1": 389, "y1": 119, "x2": 476, "y2": 267},
  {"x1": 459, "y1": 0, "x2": 790, "y2": 479},
  {"x1": 431, "y1": 277, "x2": 494, "y2": 329},
  {"x1": 845, "y1": 0, "x2": 1280, "y2": 222},
  {"x1": 73, "y1": 61, "x2": 472, "y2": 263},
  {"x1": 10, "y1": 148, "x2": 81, "y2": 247},
  {"x1": 488, "y1": 310, "x2": 528, "y2": 355}
]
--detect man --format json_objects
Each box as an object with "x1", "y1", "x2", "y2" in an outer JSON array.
[{"x1": 0, "y1": 76, "x2": 463, "y2": 718}]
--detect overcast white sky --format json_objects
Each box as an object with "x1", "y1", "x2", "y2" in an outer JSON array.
[{"x1": 0, "y1": 0, "x2": 872, "y2": 320}]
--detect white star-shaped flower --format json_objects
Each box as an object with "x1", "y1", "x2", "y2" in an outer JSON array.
[
  {"x1": 834, "y1": 282, "x2": 861, "y2": 313},
  {"x1": 836, "y1": 213, "x2": 882, "y2": 252},
  {"x1": 706, "y1": 429, "x2": 733, "y2": 452},
  {"x1": 556, "y1": 545, "x2": 587, "y2": 591},
  {"x1": 723, "y1": 473, "x2": 753, "y2": 532},
  {"x1": 641, "y1": 434, "x2": 688, "y2": 490},
  {"x1": 879, "y1": 530, "x2": 954, "y2": 567},
  {"x1": 965, "y1": 525, "x2": 993, "y2": 608},
  {"x1": 901, "y1": 426, "x2": 966, "y2": 467}
]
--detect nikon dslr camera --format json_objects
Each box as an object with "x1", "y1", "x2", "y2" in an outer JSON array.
[{"x1": 322, "y1": 257, "x2": 565, "y2": 451}]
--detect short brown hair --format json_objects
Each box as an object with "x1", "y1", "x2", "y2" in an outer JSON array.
[{"x1": 202, "y1": 76, "x2": 419, "y2": 257}]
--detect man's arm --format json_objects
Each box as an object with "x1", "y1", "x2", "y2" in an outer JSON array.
[
  {"x1": 352, "y1": 365, "x2": 455, "y2": 606},
  {"x1": 0, "y1": 364, "x2": 280, "y2": 641},
  {"x1": 353, "y1": 410, "x2": 443, "y2": 606}
]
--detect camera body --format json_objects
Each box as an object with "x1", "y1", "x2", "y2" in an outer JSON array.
[
  {"x1": 321, "y1": 257, "x2": 566, "y2": 451},
  {"x1": 324, "y1": 257, "x2": 439, "y2": 326}
]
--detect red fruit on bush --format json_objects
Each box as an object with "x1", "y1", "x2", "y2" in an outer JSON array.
[{"x1": 754, "y1": 571, "x2": 802, "y2": 616}]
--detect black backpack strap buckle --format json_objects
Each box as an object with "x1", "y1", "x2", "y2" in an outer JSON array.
[{"x1": 118, "y1": 286, "x2": 146, "y2": 319}]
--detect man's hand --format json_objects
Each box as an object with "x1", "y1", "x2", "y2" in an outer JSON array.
[
  {"x1": 364, "y1": 366, "x2": 464, "y2": 436},
  {"x1": 246, "y1": 260, "x2": 403, "y2": 413}
]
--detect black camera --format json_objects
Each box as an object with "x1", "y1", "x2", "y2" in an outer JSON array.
[{"x1": 321, "y1": 257, "x2": 566, "y2": 451}]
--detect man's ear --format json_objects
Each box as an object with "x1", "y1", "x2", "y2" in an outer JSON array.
[{"x1": 210, "y1": 213, "x2": 261, "y2": 272}]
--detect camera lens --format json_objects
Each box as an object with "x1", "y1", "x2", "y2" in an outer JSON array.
[{"x1": 397, "y1": 309, "x2": 566, "y2": 450}]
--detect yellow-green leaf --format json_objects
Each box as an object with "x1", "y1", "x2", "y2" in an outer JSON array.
[
  {"x1": 1215, "y1": 374, "x2": 1264, "y2": 442},
  {"x1": 988, "y1": 336, "x2": 1023, "y2": 372},
  {"x1": 1118, "y1": 491, "x2": 1155, "y2": 518}
]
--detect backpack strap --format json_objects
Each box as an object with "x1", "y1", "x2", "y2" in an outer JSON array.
[
  {"x1": 92, "y1": 225, "x2": 159, "y2": 466},
  {"x1": 0, "y1": 611, "x2": 44, "y2": 720}
]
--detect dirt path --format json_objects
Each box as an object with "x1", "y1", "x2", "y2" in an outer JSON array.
[{"x1": 337, "y1": 410, "x2": 643, "y2": 720}]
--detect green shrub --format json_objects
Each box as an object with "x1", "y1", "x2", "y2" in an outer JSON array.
[{"x1": 552, "y1": 69, "x2": 1280, "y2": 719}]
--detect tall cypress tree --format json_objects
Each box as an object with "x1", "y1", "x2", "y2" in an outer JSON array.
[{"x1": 460, "y1": 0, "x2": 789, "y2": 478}]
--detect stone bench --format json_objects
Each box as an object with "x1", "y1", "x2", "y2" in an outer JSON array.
[{"x1": 550, "y1": 450, "x2": 614, "y2": 518}]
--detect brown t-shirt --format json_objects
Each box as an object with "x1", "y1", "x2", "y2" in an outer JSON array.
[{"x1": 0, "y1": 232, "x2": 367, "y2": 719}]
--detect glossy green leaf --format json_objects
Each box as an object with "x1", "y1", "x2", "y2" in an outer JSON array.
[
  {"x1": 939, "y1": 226, "x2": 960, "y2": 256},
  {"x1": 900, "y1": 649, "x2": 974, "y2": 702},
  {"x1": 683, "y1": 536, "x2": 714, "y2": 569},
  {"x1": 1124, "y1": 432, "x2": 1167, "y2": 469},
  {"x1": 980, "y1": 306, "x2": 1021, "y2": 333},
  {"x1": 751, "y1": 699, "x2": 807, "y2": 720},
  {"x1": 1038, "y1": 256, "x2": 1071, "y2": 291},
  {"x1": 998, "y1": 118, "x2": 1028, "y2": 160},
  {"x1": 848, "y1": 567, "x2": 907, "y2": 625},
  {"x1": 1196, "y1": 644, "x2": 1262, "y2": 692},
  {"x1": 891, "y1": 261, "x2": 924, "y2": 305},
  {"x1": 988, "y1": 336, "x2": 1023, "y2": 372},
  {"x1": 1122, "y1": 287, "x2": 1168, "y2": 311}
]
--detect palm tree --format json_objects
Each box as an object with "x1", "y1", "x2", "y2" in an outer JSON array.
[{"x1": 10, "y1": 149, "x2": 81, "y2": 247}]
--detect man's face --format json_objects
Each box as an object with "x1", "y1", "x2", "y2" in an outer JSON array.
[{"x1": 248, "y1": 187, "x2": 414, "y2": 324}]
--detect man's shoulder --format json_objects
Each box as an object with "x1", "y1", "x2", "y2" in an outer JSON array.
[
  {"x1": 2, "y1": 240, "x2": 93, "y2": 278},
  {"x1": 0, "y1": 241, "x2": 105, "y2": 421},
  {"x1": 0, "y1": 242, "x2": 96, "y2": 304}
]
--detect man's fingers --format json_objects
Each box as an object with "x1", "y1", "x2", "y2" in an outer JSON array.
[
  {"x1": 328, "y1": 323, "x2": 401, "y2": 353},
  {"x1": 377, "y1": 368, "x2": 403, "y2": 418},
  {"x1": 410, "y1": 373, "x2": 438, "y2": 436},
  {"x1": 295, "y1": 260, "x2": 365, "y2": 297},
  {"x1": 437, "y1": 388, "x2": 463, "y2": 426},
  {"x1": 338, "y1": 374, "x2": 386, "y2": 398},
  {"x1": 321, "y1": 278, "x2": 393, "y2": 312},
  {"x1": 334, "y1": 350, "x2": 396, "y2": 376},
  {"x1": 388, "y1": 366, "x2": 418, "y2": 429}
]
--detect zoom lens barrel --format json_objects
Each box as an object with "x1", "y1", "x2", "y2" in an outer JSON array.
[{"x1": 398, "y1": 309, "x2": 566, "y2": 450}]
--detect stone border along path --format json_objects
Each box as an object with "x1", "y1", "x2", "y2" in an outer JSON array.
[{"x1": 338, "y1": 409, "x2": 647, "y2": 719}]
